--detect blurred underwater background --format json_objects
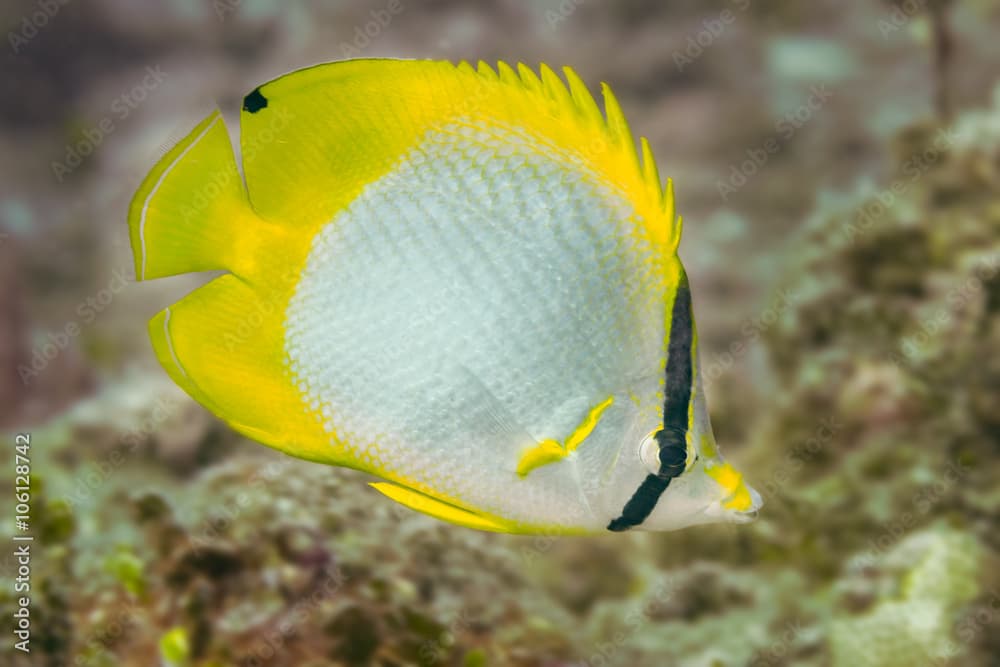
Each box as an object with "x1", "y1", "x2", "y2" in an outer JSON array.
[{"x1": 1, "y1": 0, "x2": 1000, "y2": 665}]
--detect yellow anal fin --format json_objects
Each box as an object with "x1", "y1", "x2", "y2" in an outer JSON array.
[
  {"x1": 369, "y1": 482, "x2": 516, "y2": 533},
  {"x1": 148, "y1": 274, "x2": 338, "y2": 467},
  {"x1": 516, "y1": 396, "x2": 614, "y2": 477}
]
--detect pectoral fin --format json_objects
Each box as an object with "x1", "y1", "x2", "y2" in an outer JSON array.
[{"x1": 516, "y1": 396, "x2": 614, "y2": 477}]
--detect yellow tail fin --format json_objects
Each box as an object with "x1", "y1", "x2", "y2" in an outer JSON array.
[
  {"x1": 126, "y1": 110, "x2": 339, "y2": 465},
  {"x1": 127, "y1": 111, "x2": 260, "y2": 281}
]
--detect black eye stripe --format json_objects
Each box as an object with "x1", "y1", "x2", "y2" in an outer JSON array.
[
  {"x1": 656, "y1": 428, "x2": 688, "y2": 478},
  {"x1": 607, "y1": 474, "x2": 671, "y2": 532},
  {"x1": 607, "y1": 281, "x2": 693, "y2": 532}
]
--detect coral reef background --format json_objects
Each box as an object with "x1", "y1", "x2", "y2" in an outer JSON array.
[{"x1": 1, "y1": 1, "x2": 999, "y2": 665}]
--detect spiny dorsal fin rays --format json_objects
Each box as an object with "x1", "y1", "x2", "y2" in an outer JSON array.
[
  {"x1": 539, "y1": 64, "x2": 575, "y2": 113},
  {"x1": 664, "y1": 178, "x2": 676, "y2": 221},
  {"x1": 496, "y1": 61, "x2": 519, "y2": 86},
  {"x1": 599, "y1": 82, "x2": 639, "y2": 176},
  {"x1": 516, "y1": 62, "x2": 544, "y2": 94},
  {"x1": 464, "y1": 60, "x2": 681, "y2": 250},
  {"x1": 664, "y1": 179, "x2": 679, "y2": 250},
  {"x1": 640, "y1": 137, "x2": 663, "y2": 210},
  {"x1": 473, "y1": 60, "x2": 497, "y2": 80},
  {"x1": 562, "y1": 66, "x2": 604, "y2": 128},
  {"x1": 456, "y1": 60, "x2": 479, "y2": 78}
]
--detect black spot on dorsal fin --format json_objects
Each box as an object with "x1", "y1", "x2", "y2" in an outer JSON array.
[{"x1": 243, "y1": 87, "x2": 268, "y2": 113}]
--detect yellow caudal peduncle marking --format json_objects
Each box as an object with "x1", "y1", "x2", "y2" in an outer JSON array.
[
  {"x1": 705, "y1": 462, "x2": 753, "y2": 511},
  {"x1": 517, "y1": 396, "x2": 614, "y2": 477}
]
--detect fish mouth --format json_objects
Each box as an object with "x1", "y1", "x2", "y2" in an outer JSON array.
[
  {"x1": 728, "y1": 507, "x2": 759, "y2": 523},
  {"x1": 725, "y1": 484, "x2": 763, "y2": 523},
  {"x1": 697, "y1": 477, "x2": 763, "y2": 524}
]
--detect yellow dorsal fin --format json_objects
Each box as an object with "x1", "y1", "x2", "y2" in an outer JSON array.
[
  {"x1": 496, "y1": 60, "x2": 519, "y2": 85},
  {"x1": 475, "y1": 59, "x2": 498, "y2": 80},
  {"x1": 516, "y1": 62, "x2": 544, "y2": 93},
  {"x1": 640, "y1": 137, "x2": 662, "y2": 210},
  {"x1": 539, "y1": 63, "x2": 573, "y2": 110},
  {"x1": 600, "y1": 83, "x2": 637, "y2": 168},
  {"x1": 237, "y1": 59, "x2": 680, "y2": 252},
  {"x1": 484, "y1": 62, "x2": 679, "y2": 248},
  {"x1": 562, "y1": 66, "x2": 604, "y2": 127}
]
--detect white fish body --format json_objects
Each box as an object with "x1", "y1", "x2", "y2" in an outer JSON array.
[{"x1": 128, "y1": 59, "x2": 762, "y2": 534}]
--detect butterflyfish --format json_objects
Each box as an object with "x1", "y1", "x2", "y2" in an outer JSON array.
[{"x1": 127, "y1": 59, "x2": 762, "y2": 534}]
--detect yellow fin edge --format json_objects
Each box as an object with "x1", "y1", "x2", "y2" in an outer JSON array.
[{"x1": 516, "y1": 396, "x2": 614, "y2": 477}]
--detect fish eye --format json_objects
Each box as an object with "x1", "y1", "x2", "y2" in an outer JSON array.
[
  {"x1": 638, "y1": 430, "x2": 661, "y2": 474},
  {"x1": 639, "y1": 427, "x2": 694, "y2": 478}
]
